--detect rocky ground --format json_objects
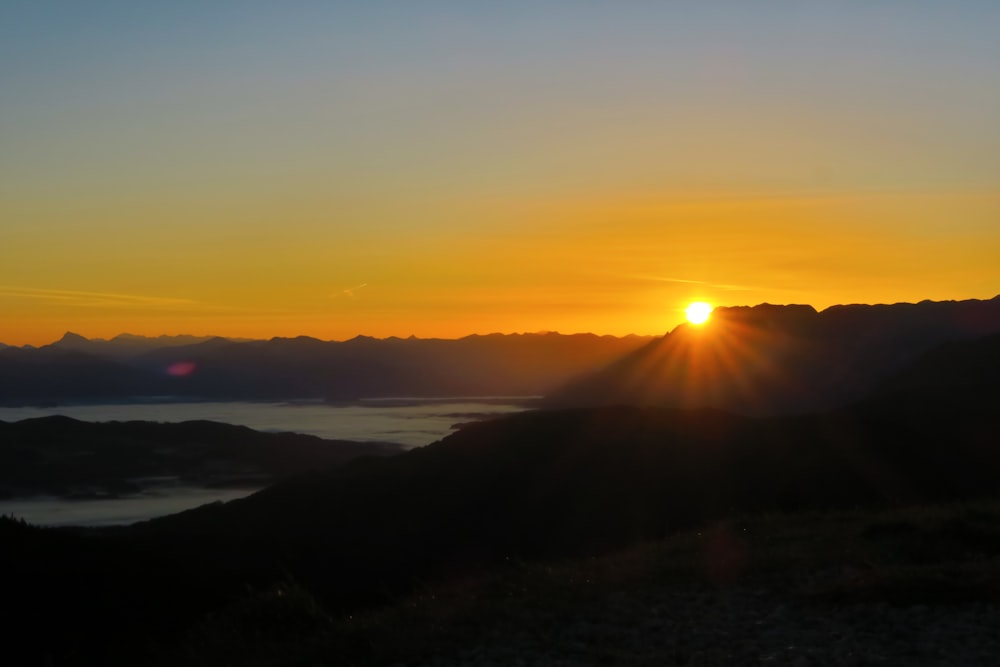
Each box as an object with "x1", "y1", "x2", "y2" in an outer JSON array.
[
  {"x1": 169, "y1": 502, "x2": 1000, "y2": 667},
  {"x1": 417, "y1": 583, "x2": 1000, "y2": 667}
]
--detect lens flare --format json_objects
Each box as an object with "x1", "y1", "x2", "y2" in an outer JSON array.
[{"x1": 166, "y1": 361, "x2": 197, "y2": 377}]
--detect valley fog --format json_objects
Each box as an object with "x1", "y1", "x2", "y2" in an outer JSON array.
[
  {"x1": 0, "y1": 398, "x2": 530, "y2": 526},
  {"x1": 0, "y1": 398, "x2": 530, "y2": 448}
]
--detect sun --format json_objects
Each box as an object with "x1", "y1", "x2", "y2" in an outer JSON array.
[{"x1": 685, "y1": 301, "x2": 714, "y2": 325}]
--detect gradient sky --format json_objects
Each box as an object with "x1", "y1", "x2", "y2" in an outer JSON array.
[{"x1": 3, "y1": 2, "x2": 999, "y2": 345}]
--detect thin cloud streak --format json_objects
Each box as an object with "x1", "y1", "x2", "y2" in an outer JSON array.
[
  {"x1": 0, "y1": 286, "x2": 196, "y2": 308},
  {"x1": 0, "y1": 286, "x2": 317, "y2": 318}
]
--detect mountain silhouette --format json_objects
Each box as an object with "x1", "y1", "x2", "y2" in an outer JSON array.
[
  {"x1": 0, "y1": 332, "x2": 652, "y2": 403},
  {"x1": 49, "y1": 331, "x2": 90, "y2": 348},
  {"x1": 545, "y1": 296, "x2": 1000, "y2": 415}
]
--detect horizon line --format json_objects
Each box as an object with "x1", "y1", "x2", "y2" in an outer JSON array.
[{"x1": 6, "y1": 294, "x2": 998, "y2": 349}]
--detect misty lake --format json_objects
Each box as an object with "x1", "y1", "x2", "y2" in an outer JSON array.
[{"x1": 0, "y1": 397, "x2": 531, "y2": 527}]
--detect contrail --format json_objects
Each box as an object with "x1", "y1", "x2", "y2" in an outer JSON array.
[{"x1": 331, "y1": 283, "x2": 368, "y2": 299}]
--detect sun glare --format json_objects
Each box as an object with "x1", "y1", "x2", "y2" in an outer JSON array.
[{"x1": 685, "y1": 301, "x2": 713, "y2": 325}]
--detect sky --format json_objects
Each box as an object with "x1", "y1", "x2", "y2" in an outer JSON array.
[{"x1": 2, "y1": 1, "x2": 999, "y2": 345}]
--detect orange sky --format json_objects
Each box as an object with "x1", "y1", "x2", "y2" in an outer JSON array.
[{"x1": 3, "y1": 4, "x2": 999, "y2": 346}]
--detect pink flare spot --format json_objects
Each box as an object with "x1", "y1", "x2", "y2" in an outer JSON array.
[{"x1": 167, "y1": 361, "x2": 197, "y2": 377}]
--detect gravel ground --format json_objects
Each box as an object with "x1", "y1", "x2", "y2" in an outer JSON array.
[{"x1": 409, "y1": 584, "x2": 1000, "y2": 667}]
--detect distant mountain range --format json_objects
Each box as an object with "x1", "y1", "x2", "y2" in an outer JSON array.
[
  {"x1": 0, "y1": 332, "x2": 653, "y2": 403},
  {"x1": 3, "y1": 296, "x2": 999, "y2": 411},
  {"x1": 547, "y1": 295, "x2": 1000, "y2": 415}
]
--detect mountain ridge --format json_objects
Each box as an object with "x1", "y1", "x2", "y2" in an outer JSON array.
[{"x1": 547, "y1": 294, "x2": 1000, "y2": 415}]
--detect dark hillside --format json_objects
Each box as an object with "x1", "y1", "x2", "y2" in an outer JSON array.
[
  {"x1": 0, "y1": 417, "x2": 404, "y2": 498},
  {"x1": 875, "y1": 332, "x2": 1000, "y2": 397}
]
